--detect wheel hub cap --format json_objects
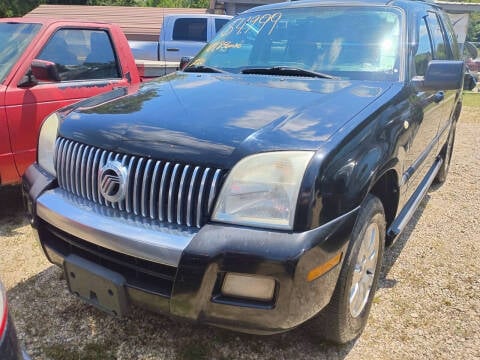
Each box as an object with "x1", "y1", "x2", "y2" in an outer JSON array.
[{"x1": 349, "y1": 223, "x2": 380, "y2": 318}]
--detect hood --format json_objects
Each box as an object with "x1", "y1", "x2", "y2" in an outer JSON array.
[{"x1": 59, "y1": 73, "x2": 392, "y2": 168}]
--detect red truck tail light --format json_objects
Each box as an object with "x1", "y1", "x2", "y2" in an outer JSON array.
[{"x1": 0, "y1": 282, "x2": 7, "y2": 339}]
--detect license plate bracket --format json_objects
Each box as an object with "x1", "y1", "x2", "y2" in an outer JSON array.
[{"x1": 64, "y1": 254, "x2": 128, "y2": 317}]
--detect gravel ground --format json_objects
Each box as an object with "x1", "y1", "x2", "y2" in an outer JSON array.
[{"x1": 0, "y1": 107, "x2": 479, "y2": 360}]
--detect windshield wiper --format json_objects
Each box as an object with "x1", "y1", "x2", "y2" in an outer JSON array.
[
  {"x1": 183, "y1": 65, "x2": 228, "y2": 74},
  {"x1": 241, "y1": 66, "x2": 337, "y2": 79}
]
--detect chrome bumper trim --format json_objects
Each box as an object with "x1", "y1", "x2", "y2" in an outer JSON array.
[{"x1": 36, "y1": 188, "x2": 197, "y2": 267}]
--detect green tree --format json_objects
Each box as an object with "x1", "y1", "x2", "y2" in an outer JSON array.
[
  {"x1": 145, "y1": 0, "x2": 208, "y2": 7},
  {"x1": 0, "y1": 1, "x2": 92, "y2": 18},
  {"x1": 87, "y1": 0, "x2": 138, "y2": 5},
  {"x1": 0, "y1": 0, "x2": 42, "y2": 17},
  {"x1": 467, "y1": 12, "x2": 480, "y2": 42},
  {"x1": 1, "y1": 0, "x2": 208, "y2": 17}
]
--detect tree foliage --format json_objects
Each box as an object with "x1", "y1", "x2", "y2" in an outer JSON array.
[
  {"x1": 1, "y1": 0, "x2": 208, "y2": 18},
  {"x1": 0, "y1": 0, "x2": 478, "y2": 36},
  {"x1": 86, "y1": 0, "x2": 138, "y2": 5},
  {"x1": 467, "y1": 12, "x2": 480, "y2": 42},
  {"x1": 145, "y1": 0, "x2": 209, "y2": 8},
  {"x1": 0, "y1": 0, "x2": 42, "y2": 18}
]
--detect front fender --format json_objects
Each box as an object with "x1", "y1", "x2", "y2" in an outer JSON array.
[
  {"x1": 308, "y1": 96, "x2": 407, "y2": 230},
  {"x1": 320, "y1": 130, "x2": 385, "y2": 223}
]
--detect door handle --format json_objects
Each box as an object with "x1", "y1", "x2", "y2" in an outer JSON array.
[
  {"x1": 432, "y1": 91, "x2": 444, "y2": 103},
  {"x1": 166, "y1": 48, "x2": 180, "y2": 52}
]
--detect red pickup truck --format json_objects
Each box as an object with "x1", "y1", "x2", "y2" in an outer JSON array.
[{"x1": 0, "y1": 18, "x2": 147, "y2": 186}]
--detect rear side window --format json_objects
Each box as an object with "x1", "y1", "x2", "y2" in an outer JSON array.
[
  {"x1": 172, "y1": 18, "x2": 207, "y2": 42},
  {"x1": 215, "y1": 19, "x2": 230, "y2": 33},
  {"x1": 439, "y1": 12, "x2": 460, "y2": 60},
  {"x1": 427, "y1": 12, "x2": 449, "y2": 60},
  {"x1": 37, "y1": 29, "x2": 120, "y2": 81}
]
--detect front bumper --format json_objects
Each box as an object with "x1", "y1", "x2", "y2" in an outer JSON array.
[{"x1": 23, "y1": 163, "x2": 358, "y2": 334}]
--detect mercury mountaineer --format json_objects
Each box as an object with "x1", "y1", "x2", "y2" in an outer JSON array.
[{"x1": 23, "y1": 0, "x2": 474, "y2": 343}]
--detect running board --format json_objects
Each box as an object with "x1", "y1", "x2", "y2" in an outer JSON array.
[{"x1": 386, "y1": 156, "x2": 443, "y2": 244}]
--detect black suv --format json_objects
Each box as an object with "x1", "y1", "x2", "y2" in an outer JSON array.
[{"x1": 24, "y1": 0, "x2": 474, "y2": 343}]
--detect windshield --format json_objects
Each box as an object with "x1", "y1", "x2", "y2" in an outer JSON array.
[
  {"x1": 0, "y1": 22, "x2": 42, "y2": 83},
  {"x1": 189, "y1": 6, "x2": 402, "y2": 81}
]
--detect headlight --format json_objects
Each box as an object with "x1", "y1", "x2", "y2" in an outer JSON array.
[
  {"x1": 37, "y1": 112, "x2": 60, "y2": 176},
  {"x1": 212, "y1": 151, "x2": 314, "y2": 230}
]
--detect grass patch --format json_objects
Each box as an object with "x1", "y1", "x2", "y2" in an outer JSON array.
[
  {"x1": 43, "y1": 342, "x2": 116, "y2": 360},
  {"x1": 463, "y1": 91, "x2": 480, "y2": 107}
]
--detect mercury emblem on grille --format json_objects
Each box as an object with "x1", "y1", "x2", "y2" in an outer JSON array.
[{"x1": 98, "y1": 161, "x2": 128, "y2": 203}]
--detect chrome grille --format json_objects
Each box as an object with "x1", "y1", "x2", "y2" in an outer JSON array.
[{"x1": 55, "y1": 138, "x2": 225, "y2": 228}]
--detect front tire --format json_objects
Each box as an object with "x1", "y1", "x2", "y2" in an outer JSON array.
[{"x1": 309, "y1": 194, "x2": 385, "y2": 344}]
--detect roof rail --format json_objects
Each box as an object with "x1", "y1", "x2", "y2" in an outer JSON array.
[{"x1": 387, "y1": 0, "x2": 438, "y2": 6}]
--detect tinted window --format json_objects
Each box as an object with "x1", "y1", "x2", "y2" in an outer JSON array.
[
  {"x1": 414, "y1": 17, "x2": 433, "y2": 76},
  {"x1": 37, "y1": 29, "x2": 120, "y2": 81},
  {"x1": 427, "y1": 12, "x2": 448, "y2": 60},
  {"x1": 439, "y1": 12, "x2": 460, "y2": 60},
  {"x1": 215, "y1": 19, "x2": 230, "y2": 33},
  {"x1": 172, "y1": 18, "x2": 207, "y2": 42}
]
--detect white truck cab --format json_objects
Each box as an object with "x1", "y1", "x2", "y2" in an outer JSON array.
[{"x1": 129, "y1": 14, "x2": 232, "y2": 62}]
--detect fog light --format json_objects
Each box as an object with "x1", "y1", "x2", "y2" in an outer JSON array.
[
  {"x1": 44, "y1": 246, "x2": 63, "y2": 267},
  {"x1": 221, "y1": 273, "x2": 276, "y2": 301}
]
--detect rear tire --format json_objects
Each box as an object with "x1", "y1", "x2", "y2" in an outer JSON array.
[
  {"x1": 309, "y1": 194, "x2": 385, "y2": 344},
  {"x1": 434, "y1": 121, "x2": 456, "y2": 185}
]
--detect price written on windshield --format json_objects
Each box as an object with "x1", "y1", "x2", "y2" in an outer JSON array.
[{"x1": 224, "y1": 13, "x2": 283, "y2": 36}]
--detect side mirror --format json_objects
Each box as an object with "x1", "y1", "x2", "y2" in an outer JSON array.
[
  {"x1": 179, "y1": 56, "x2": 193, "y2": 71},
  {"x1": 413, "y1": 60, "x2": 464, "y2": 90},
  {"x1": 464, "y1": 71, "x2": 477, "y2": 91},
  {"x1": 464, "y1": 41, "x2": 478, "y2": 60},
  {"x1": 31, "y1": 59, "x2": 61, "y2": 82}
]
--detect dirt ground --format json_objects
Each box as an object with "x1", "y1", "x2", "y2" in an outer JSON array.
[{"x1": 0, "y1": 106, "x2": 478, "y2": 360}]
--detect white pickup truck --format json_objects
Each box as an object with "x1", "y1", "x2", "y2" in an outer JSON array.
[{"x1": 129, "y1": 14, "x2": 232, "y2": 62}]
